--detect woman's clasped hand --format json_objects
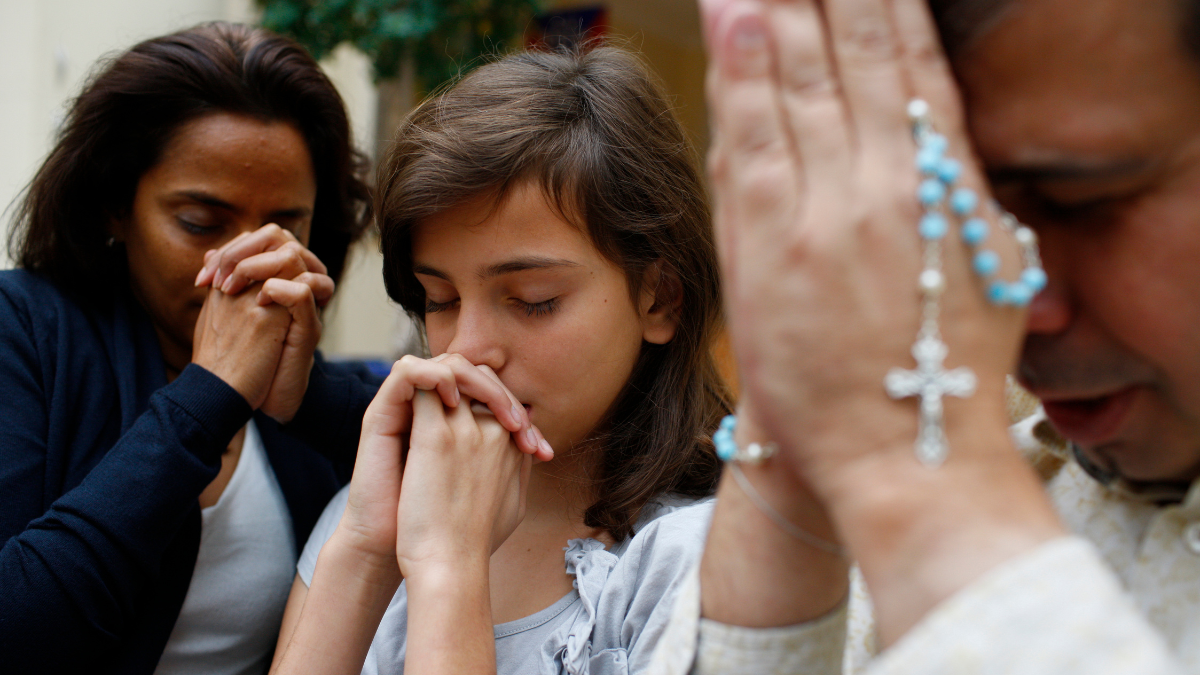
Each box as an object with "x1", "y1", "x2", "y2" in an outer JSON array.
[{"x1": 191, "y1": 224, "x2": 335, "y2": 419}]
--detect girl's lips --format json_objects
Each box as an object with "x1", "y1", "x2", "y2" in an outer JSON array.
[{"x1": 1040, "y1": 386, "x2": 1139, "y2": 446}]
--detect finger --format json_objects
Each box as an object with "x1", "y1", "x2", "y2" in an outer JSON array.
[
  {"x1": 463, "y1": 360, "x2": 551, "y2": 459},
  {"x1": 210, "y1": 224, "x2": 300, "y2": 289},
  {"x1": 892, "y1": 0, "x2": 964, "y2": 139},
  {"x1": 432, "y1": 356, "x2": 531, "y2": 438},
  {"x1": 518, "y1": 453, "x2": 533, "y2": 520},
  {"x1": 409, "y1": 388, "x2": 453, "y2": 452},
  {"x1": 255, "y1": 270, "x2": 334, "y2": 309},
  {"x1": 221, "y1": 241, "x2": 325, "y2": 295},
  {"x1": 708, "y1": 2, "x2": 803, "y2": 244},
  {"x1": 764, "y1": 0, "x2": 854, "y2": 207},
  {"x1": 196, "y1": 249, "x2": 219, "y2": 287},
  {"x1": 256, "y1": 279, "x2": 321, "y2": 349},
  {"x1": 394, "y1": 355, "x2": 462, "y2": 409},
  {"x1": 823, "y1": 0, "x2": 912, "y2": 160},
  {"x1": 291, "y1": 271, "x2": 336, "y2": 308}
]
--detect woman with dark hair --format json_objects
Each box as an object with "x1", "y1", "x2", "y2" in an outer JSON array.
[
  {"x1": 269, "y1": 45, "x2": 734, "y2": 675},
  {"x1": 0, "y1": 21, "x2": 542, "y2": 675}
]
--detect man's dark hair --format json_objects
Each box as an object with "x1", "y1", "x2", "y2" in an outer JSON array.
[
  {"x1": 8, "y1": 22, "x2": 372, "y2": 299},
  {"x1": 930, "y1": 0, "x2": 1200, "y2": 61}
]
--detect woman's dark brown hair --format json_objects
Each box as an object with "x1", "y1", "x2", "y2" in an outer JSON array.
[
  {"x1": 7, "y1": 22, "x2": 371, "y2": 298},
  {"x1": 377, "y1": 46, "x2": 733, "y2": 541}
]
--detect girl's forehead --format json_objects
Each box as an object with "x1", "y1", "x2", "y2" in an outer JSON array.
[{"x1": 412, "y1": 183, "x2": 596, "y2": 263}]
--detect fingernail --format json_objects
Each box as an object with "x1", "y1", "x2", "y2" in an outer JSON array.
[
  {"x1": 221, "y1": 277, "x2": 233, "y2": 293},
  {"x1": 539, "y1": 439, "x2": 554, "y2": 459},
  {"x1": 525, "y1": 428, "x2": 538, "y2": 447},
  {"x1": 194, "y1": 269, "x2": 205, "y2": 287},
  {"x1": 731, "y1": 13, "x2": 766, "y2": 53},
  {"x1": 511, "y1": 404, "x2": 523, "y2": 425},
  {"x1": 453, "y1": 388, "x2": 461, "y2": 406}
]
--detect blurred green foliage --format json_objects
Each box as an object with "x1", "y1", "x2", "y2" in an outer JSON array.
[{"x1": 257, "y1": 0, "x2": 541, "y2": 89}]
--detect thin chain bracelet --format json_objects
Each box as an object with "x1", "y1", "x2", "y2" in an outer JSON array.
[{"x1": 714, "y1": 415, "x2": 847, "y2": 557}]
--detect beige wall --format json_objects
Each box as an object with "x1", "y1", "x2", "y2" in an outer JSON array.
[
  {"x1": 0, "y1": 0, "x2": 399, "y2": 359},
  {"x1": 0, "y1": 0, "x2": 708, "y2": 362}
]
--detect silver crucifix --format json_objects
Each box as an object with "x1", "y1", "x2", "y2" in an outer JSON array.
[{"x1": 885, "y1": 335, "x2": 977, "y2": 467}]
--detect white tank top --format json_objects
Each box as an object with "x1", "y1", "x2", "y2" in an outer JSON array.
[{"x1": 154, "y1": 420, "x2": 297, "y2": 675}]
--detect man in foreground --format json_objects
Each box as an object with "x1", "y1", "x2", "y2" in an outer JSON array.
[{"x1": 653, "y1": 0, "x2": 1200, "y2": 671}]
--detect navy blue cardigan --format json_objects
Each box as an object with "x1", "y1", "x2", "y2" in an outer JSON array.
[{"x1": 0, "y1": 269, "x2": 381, "y2": 673}]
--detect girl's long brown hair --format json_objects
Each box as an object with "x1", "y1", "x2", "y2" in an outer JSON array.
[{"x1": 376, "y1": 46, "x2": 733, "y2": 541}]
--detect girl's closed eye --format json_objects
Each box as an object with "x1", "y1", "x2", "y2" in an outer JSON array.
[
  {"x1": 424, "y1": 297, "x2": 459, "y2": 314},
  {"x1": 516, "y1": 297, "x2": 559, "y2": 317}
]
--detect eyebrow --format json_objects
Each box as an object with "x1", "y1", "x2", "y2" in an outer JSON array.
[
  {"x1": 412, "y1": 256, "x2": 582, "y2": 281},
  {"x1": 173, "y1": 190, "x2": 313, "y2": 219},
  {"x1": 986, "y1": 158, "x2": 1155, "y2": 184}
]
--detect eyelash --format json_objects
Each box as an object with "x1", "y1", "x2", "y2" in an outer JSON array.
[
  {"x1": 422, "y1": 297, "x2": 560, "y2": 317},
  {"x1": 424, "y1": 298, "x2": 458, "y2": 314},
  {"x1": 177, "y1": 218, "x2": 217, "y2": 235},
  {"x1": 518, "y1": 297, "x2": 559, "y2": 317}
]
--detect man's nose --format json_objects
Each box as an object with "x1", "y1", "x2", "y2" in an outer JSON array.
[{"x1": 1024, "y1": 231, "x2": 1073, "y2": 336}]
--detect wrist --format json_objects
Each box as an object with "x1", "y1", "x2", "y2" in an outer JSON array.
[
  {"x1": 701, "y1": 464, "x2": 849, "y2": 627},
  {"x1": 816, "y1": 400, "x2": 1063, "y2": 644},
  {"x1": 325, "y1": 526, "x2": 404, "y2": 589},
  {"x1": 399, "y1": 545, "x2": 490, "y2": 585}
]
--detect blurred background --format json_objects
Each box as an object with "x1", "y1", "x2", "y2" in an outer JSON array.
[{"x1": 0, "y1": 0, "x2": 709, "y2": 363}]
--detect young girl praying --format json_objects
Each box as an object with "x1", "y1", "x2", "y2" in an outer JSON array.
[{"x1": 271, "y1": 46, "x2": 732, "y2": 675}]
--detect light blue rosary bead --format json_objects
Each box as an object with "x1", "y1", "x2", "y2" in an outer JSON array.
[
  {"x1": 918, "y1": 179, "x2": 946, "y2": 206},
  {"x1": 962, "y1": 217, "x2": 989, "y2": 245},
  {"x1": 937, "y1": 158, "x2": 962, "y2": 184},
  {"x1": 1021, "y1": 267, "x2": 1048, "y2": 292},
  {"x1": 1007, "y1": 282, "x2": 1034, "y2": 307},
  {"x1": 950, "y1": 188, "x2": 979, "y2": 216},
  {"x1": 924, "y1": 133, "x2": 949, "y2": 155},
  {"x1": 916, "y1": 149, "x2": 942, "y2": 175},
  {"x1": 920, "y1": 212, "x2": 949, "y2": 240},
  {"x1": 714, "y1": 415, "x2": 738, "y2": 461},
  {"x1": 987, "y1": 281, "x2": 1009, "y2": 304},
  {"x1": 973, "y1": 249, "x2": 1000, "y2": 276}
]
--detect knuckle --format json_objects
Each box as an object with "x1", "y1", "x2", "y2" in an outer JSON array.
[
  {"x1": 842, "y1": 17, "x2": 899, "y2": 63},
  {"x1": 736, "y1": 157, "x2": 797, "y2": 207},
  {"x1": 780, "y1": 61, "x2": 838, "y2": 99},
  {"x1": 395, "y1": 354, "x2": 422, "y2": 372}
]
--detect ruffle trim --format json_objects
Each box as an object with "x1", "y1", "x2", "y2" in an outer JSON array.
[{"x1": 557, "y1": 538, "x2": 622, "y2": 675}]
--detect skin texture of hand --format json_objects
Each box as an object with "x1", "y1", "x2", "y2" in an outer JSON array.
[
  {"x1": 270, "y1": 358, "x2": 533, "y2": 675},
  {"x1": 194, "y1": 225, "x2": 333, "y2": 422},
  {"x1": 698, "y1": 0, "x2": 1065, "y2": 644},
  {"x1": 701, "y1": 403, "x2": 850, "y2": 627},
  {"x1": 332, "y1": 355, "x2": 544, "y2": 571},
  {"x1": 191, "y1": 285, "x2": 290, "y2": 409},
  {"x1": 397, "y1": 391, "x2": 530, "y2": 675}
]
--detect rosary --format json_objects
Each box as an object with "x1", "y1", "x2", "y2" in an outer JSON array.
[{"x1": 885, "y1": 99, "x2": 1047, "y2": 467}]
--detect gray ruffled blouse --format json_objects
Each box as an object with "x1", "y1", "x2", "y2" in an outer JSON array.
[{"x1": 297, "y1": 487, "x2": 713, "y2": 675}]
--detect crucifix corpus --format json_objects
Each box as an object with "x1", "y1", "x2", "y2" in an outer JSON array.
[{"x1": 885, "y1": 335, "x2": 978, "y2": 467}]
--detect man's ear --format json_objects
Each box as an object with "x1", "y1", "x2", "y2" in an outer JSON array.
[{"x1": 639, "y1": 260, "x2": 681, "y2": 345}]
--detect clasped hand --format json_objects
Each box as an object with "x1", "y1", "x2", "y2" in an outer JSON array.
[
  {"x1": 191, "y1": 224, "x2": 334, "y2": 420},
  {"x1": 338, "y1": 354, "x2": 540, "y2": 584}
]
